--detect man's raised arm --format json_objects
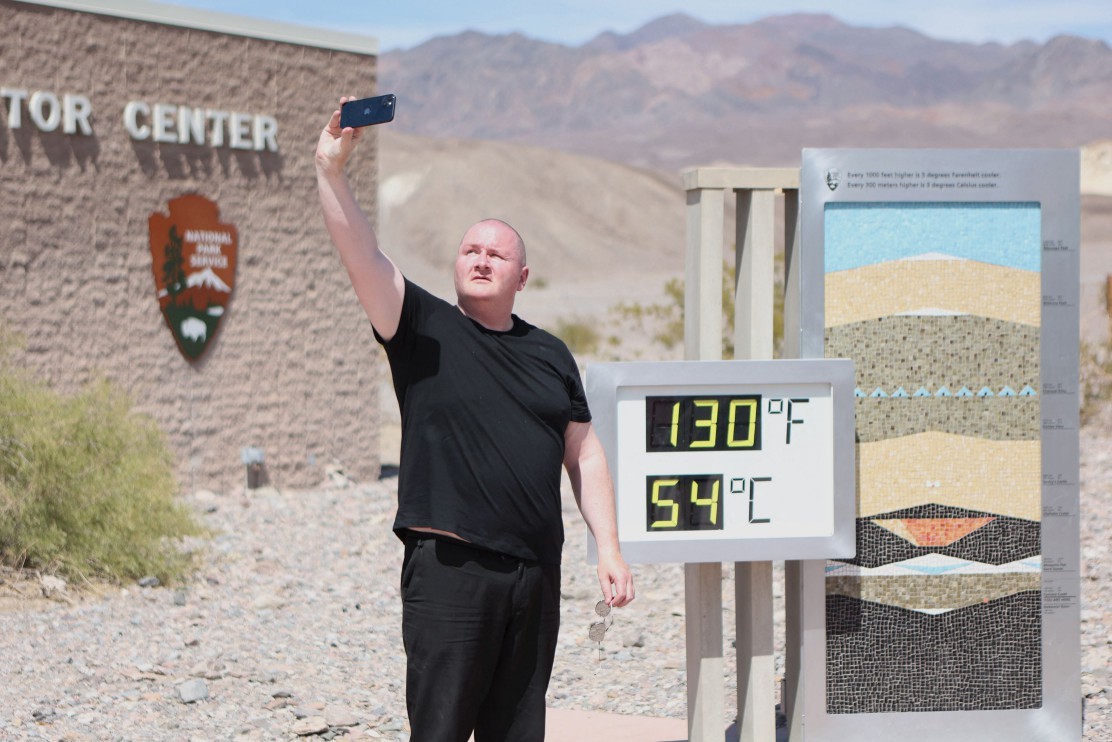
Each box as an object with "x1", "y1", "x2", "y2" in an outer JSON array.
[{"x1": 316, "y1": 96, "x2": 405, "y2": 341}]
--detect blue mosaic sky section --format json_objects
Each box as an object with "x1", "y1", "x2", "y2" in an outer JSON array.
[{"x1": 824, "y1": 202, "x2": 1042, "y2": 273}]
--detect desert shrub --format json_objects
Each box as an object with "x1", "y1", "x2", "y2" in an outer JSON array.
[
  {"x1": 0, "y1": 330, "x2": 203, "y2": 584},
  {"x1": 554, "y1": 317, "x2": 601, "y2": 356},
  {"x1": 611, "y1": 260, "x2": 784, "y2": 358},
  {"x1": 612, "y1": 277, "x2": 686, "y2": 352}
]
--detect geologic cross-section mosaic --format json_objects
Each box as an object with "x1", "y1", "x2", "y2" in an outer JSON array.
[{"x1": 823, "y1": 202, "x2": 1042, "y2": 713}]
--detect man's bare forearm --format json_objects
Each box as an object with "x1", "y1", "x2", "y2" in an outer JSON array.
[
  {"x1": 572, "y1": 449, "x2": 621, "y2": 555},
  {"x1": 565, "y1": 421, "x2": 634, "y2": 606}
]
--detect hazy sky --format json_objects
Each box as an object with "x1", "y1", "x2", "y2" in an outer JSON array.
[{"x1": 166, "y1": 0, "x2": 1112, "y2": 51}]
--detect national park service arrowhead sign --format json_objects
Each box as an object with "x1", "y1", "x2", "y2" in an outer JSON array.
[{"x1": 149, "y1": 194, "x2": 238, "y2": 361}]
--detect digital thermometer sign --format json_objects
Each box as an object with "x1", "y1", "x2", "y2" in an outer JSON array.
[{"x1": 586, "y1": 359, "x2": 856, "y2": 564}]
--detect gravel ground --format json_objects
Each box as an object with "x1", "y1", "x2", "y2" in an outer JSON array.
[{"x1": 0, "y1": 429, "x2": 1109, "y2": 741}]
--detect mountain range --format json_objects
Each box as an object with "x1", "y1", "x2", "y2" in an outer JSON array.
[{"x1": 379, "y1": 13, "x2": 1112, "y2": 171}]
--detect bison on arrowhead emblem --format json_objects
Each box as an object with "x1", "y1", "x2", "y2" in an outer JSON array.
[{"x1": 149, "y1": 194, "x2": 237, "y2": 362}]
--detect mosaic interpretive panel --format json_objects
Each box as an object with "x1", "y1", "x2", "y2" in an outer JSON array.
[
  {"x1": 823, "y1": 202, "x2": 1043, "y2": 713},
  {"x1": 798, "y1": 148, "x2": 1080, "y2": 742}
]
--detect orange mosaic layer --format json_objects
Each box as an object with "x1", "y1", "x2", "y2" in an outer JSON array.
[{"x1": 872, "y1": 517, "x2": 997, "y2": 547}]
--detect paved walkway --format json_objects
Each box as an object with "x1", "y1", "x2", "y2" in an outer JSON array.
[{"x1": 546, "y1": 707, "x2": 690, "y2": 741}]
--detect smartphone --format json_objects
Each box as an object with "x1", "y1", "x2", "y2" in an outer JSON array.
[{"x1": 340, "y1": 94, "x2": 396, "y2": 128}]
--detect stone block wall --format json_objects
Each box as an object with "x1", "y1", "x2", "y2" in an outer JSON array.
[{"x1": 0, "y1": 1, "x2": 385, "y2": 491}]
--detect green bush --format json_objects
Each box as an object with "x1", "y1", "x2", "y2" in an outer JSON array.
[
  {"x1": 0, "y1": 333, "x2": 203, "y2": 584},
  {"x1": 611, "y1": 259, "x2": 785, "y2": 358},
  {"x1": 555, "y1": 317, "x2": 601, "y2": 355}
]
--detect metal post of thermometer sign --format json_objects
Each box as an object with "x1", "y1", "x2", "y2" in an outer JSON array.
[{"x1": 684, "y1": 167, "x2": 800, "y2": 742}]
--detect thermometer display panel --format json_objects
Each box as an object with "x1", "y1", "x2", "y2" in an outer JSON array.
[
  {"x1": 586, "y1": 359, "x2": 856, "y2": 564},
  {"x1": 645, "y1": 395, "x2": 762, "y2": 452}
]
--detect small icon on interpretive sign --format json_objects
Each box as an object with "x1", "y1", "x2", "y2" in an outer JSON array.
[
  {"x1": 825, "y1": 169, "x2": 840, "y2": 192},
  {"x1": 149, "y1": 194, "x2": 238, "y2": 362}
]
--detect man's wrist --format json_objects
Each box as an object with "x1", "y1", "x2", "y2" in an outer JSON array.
[
  {"x1": 596, "y1": 540, "x2": 623, "y2": 559},
  {"x1": 315, "y1": 160, "x2": 348, "y2": 181}
]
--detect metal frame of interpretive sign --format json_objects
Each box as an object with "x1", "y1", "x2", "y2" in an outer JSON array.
[
  {"x1": 585, "y1": 359, "x2": 856, "y2": 565},
  {"x1": 797, "y1": 149, "x2": 1080, "y2": 741}
]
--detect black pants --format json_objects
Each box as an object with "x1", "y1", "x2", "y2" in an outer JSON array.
[{"x1": 400, "y1": 532, "x2": 561, "y2": 742}]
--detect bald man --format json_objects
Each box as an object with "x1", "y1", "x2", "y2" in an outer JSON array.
[{"x1": 316, "y1": 97, "x2": 633, "y2": 742}]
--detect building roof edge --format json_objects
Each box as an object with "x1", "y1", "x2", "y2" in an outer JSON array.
[{"x1": 17, "y1": 0, "x2": 379, "y2": 56}]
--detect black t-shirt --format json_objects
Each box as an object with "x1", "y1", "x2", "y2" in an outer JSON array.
[{"x1": 375, "y1": 279, "x2": 590, "y2": 564}]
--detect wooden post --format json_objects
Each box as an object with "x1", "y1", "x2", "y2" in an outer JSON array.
[
  {"x1": 684, "y1": 185, "x2": 726, "y2": 740},
  {"x1": 683, "y1": 168, "x2": 800, "y2": 741},
  {"x1": 735, "y1": 186, "x2": 777, "y2": 742},
  {"x1": 781, "y1": 187, "x2": 808, "y2": 740}
]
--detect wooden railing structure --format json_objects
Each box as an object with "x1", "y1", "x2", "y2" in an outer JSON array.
[{"x1": 682, "y1": 166, "x2": 810, "y2": 742}]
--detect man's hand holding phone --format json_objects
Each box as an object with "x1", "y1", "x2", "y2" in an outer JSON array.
[{"x1": 315, "y1": 95, "x2": 370, "y2": 177}]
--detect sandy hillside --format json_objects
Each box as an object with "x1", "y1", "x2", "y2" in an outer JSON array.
[
  {"x1": 1082, "y1": 144, "x2": 1112, "y2": 347},
  {"x1": 1083, "y1": 141, "x2": 1112, "y2": 197},
  {"x1": 376, "y1": 130, "x2": 690, "y2": 333}
]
